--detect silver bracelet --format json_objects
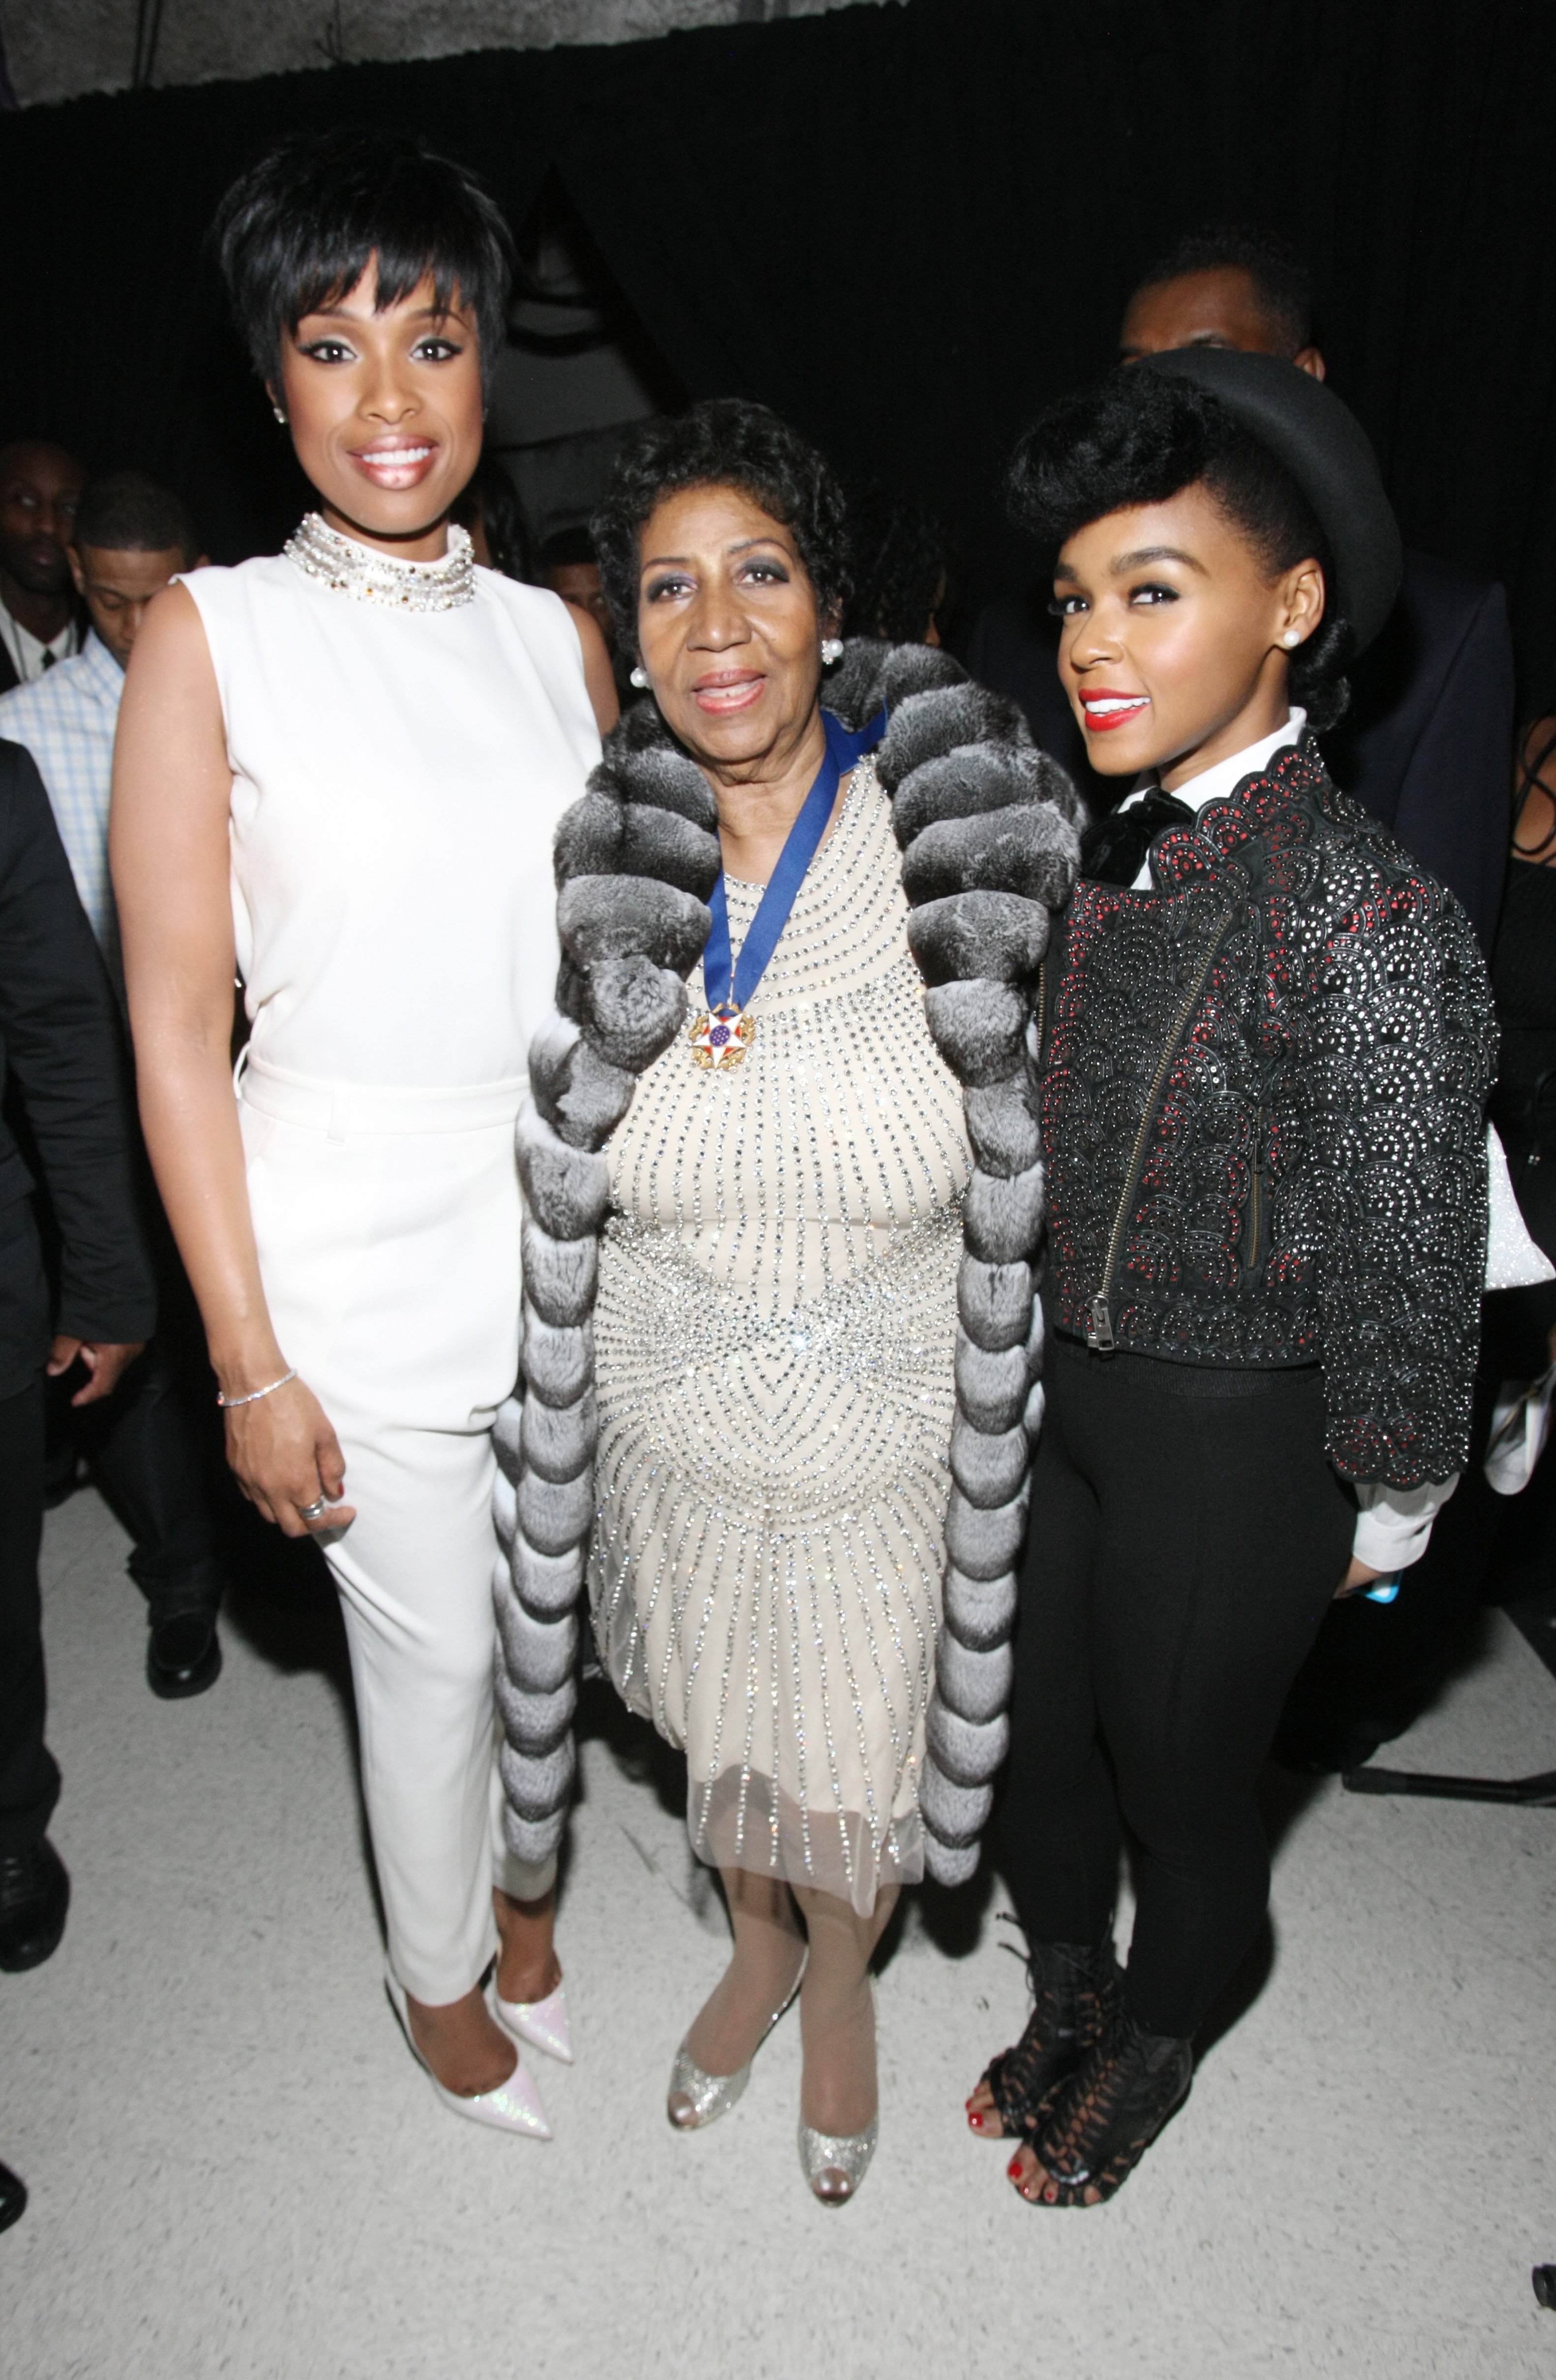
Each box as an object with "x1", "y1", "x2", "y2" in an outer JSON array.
[{"x1": 216, "y1": 1367, "x2": 297, "y2": 1409}]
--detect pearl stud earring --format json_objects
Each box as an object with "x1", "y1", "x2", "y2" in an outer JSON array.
[
  {"x1": 629, "y1": 664, "x2": 649, "y2": 690},
  {"x1": 1281, "y1": 630, "x2": 1300, "y2": 647},
  {"x1": 272, "y1": 404, "x2": 288, "y2": 425},
  {"x1": 820, "y1": 637, "x2": 844, "y2": 666}
]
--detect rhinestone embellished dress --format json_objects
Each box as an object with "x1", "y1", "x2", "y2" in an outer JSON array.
[{"x1": 591, "y1": 757, "x2": 973, "y2": 1913}]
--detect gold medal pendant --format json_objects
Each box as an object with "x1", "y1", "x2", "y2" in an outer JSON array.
[{"x1": 689, "y1": 1002, "x2": 755, "y2": 1072}]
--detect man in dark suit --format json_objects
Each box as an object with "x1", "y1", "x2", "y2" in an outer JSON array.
[
  {"x1": 0, "y1": 443, "x2": 88, "y2": 695},
  {"x1": 0, "y1": 736, "x2": 153, "y2": 1977},
  {"x1": 970, "y1": 226, "x2": 1515, "y2": 954}
]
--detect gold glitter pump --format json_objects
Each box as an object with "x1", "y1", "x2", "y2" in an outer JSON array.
[
  {"x1": 798, "y1": 2114, "x2": 878, "y2": 2205},
  {"x1": 666, "y1": 1970, "x2": 804, "y2": 2131}
]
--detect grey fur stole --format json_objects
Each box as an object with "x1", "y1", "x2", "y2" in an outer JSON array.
[{"x1": 491, "y1": 639, "x2": 1082, "y2": 1887}]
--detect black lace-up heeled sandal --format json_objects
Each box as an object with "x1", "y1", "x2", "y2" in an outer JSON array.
[
  {"x1": 1016, "y1": 2008, "x2": 1192, "y2": 2206},
  {"x1": 968, "y1": 1934, "x2": 1122, "y2": 2143}
]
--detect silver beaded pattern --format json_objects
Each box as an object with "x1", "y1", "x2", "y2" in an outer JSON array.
[
  {"x1": 283, "y1": 512, "x2": 476, "y2": 611},
  {"x1": 591, "y1": 760, "x2": 973, "y2": 1914}
]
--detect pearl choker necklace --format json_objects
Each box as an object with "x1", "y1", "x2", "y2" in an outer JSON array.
[{"x1": 283, "y1": 512, "x2": 476, "y2": 611}]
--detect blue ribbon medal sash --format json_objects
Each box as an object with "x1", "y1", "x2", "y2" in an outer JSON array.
[{"x1": 689, "y1": 705, "x2": 886, "y2": 1073}]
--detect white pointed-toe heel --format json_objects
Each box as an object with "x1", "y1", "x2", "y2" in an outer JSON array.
[
  {"x1": 493, "y1": 1979, "x2": 574, "y2": 2066},
  {"x1": 384, "y1": 1968, "x2": 552, "y2": 2139}
]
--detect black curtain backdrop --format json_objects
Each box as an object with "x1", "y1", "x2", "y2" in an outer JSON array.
[{"x1": 2, "y1": 0, "x2": 1553, "y2": 690}]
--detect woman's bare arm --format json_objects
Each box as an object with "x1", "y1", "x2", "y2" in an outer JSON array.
[{"x1": 110, "y1": 582, "x2": 354, "y2": 1533}]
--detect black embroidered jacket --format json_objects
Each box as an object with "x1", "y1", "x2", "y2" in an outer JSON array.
[{"x1": 1038, "y1": 735, "x2": 1496, "y2": 1489}]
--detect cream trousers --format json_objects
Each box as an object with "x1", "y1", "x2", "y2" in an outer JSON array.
[{"x1": 239, "y1": 1057, "x2": 551, "y2": 2004}]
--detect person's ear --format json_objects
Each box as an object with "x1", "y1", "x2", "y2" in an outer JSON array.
[
  {"x1": 1293, "y1": 345, "x2": 1327, "y2": 382},
  {"x1": 193, "y1": 553, "x2": 210, "y2": 571},
  {"x1": 66, "y1": 544, "x2": 87, "y2": 600},
  {"x1": 1277, "y1": 558, "x2": 1327, "y2": 650}
]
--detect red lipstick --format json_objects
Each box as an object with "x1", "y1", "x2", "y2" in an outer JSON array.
[{"x1": 1078, "y1": 687, "x2": 1151, "y2": 733}]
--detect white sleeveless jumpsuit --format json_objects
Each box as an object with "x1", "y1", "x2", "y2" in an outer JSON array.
[{"x1": 183, "y1": 543, "x2": 599, "y2": 2001}]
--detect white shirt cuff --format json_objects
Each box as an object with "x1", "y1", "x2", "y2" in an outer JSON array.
[{"x1": 1351, "y1": 1475, "x2": 1459, "y2": 1573}]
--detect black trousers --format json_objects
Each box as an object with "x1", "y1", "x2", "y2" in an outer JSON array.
[
  {"x1": 0, "y1": 1377, "x2": 55, "y2": 1855},
  {"x1": 998, "y1": 1336, "x2": 1355, "y2": 2040},
  {"x1": 46, "y1": 1226, "x2": 224, "y2": 1621}
]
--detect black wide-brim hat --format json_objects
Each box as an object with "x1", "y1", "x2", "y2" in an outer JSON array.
[{"x1": 1142, "y1": 347, "x2": 1403, "y2": 653}]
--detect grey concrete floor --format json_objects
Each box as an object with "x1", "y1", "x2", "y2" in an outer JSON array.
[{"x1": 4, "y1": 1487, "x2": 1554, "y2": 2380}]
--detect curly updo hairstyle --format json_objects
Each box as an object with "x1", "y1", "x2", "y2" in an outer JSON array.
[
  {"x1": 1008, "y1": 366, "x2": 1353, "y2": 731},
  {"x1": 213, "y1": 126, "x2": 514, "y2": 400},
  {"x1": 591, "y1": 398, "x2": 851, "y2": 663}
]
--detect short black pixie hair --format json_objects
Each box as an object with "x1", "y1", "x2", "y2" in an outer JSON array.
[
  {"x1": 1009, "y1": 366, "x2": 1353, "y2": 730},
  {"x1": 74, "y1": 470, "x2": 199, "y2": 560},
  {"x1": 213, "y1": 127, "x2": 513, "y2": 397},
  {"x1": 1132, "y1": 223, "x2": 1314, "y2": 359},
  {"x1": 591, "y1": 399, "x2": 850, "y2": 659}
]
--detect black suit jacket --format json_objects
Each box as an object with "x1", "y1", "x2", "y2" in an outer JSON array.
[
  {"x1": 967, "y1": 551, "x2": 1515, "y2": 954},
  {"x1": 0, "y1": 738, "x2": 154, "y2": 1398},
  {"x1": 0, "y1": 638, "x2": 18, "y2": 698}
]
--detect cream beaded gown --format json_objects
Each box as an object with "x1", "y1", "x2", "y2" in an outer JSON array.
[{"x1": 591, "y1": 756, "x2": 973, "y2": 1914}]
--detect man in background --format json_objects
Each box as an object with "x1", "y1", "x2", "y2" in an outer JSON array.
[
  {"x1": 0, "y1": 734, "x2": 153, "y2": 1977},
  {"x1": 0, "y1": 728, "x2": 155, "y2": 2249},
  {"x1": 0, "y1": 442, "x2": 87, "y2": 692},
  {"x1": 0, "y1": 471, "x2": 204, "y2": 990},
  {"x1": 971, "y1": 225, "x2": 1515, "y2": 954},
  {"x1": 0, "y1": 471, "x2": 226, "y2": 1703}
]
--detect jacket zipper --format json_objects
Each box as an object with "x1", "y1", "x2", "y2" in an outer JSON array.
[
  {"x1": 1241, "y1": 1102, "x2": 1265, "y2": 1277},
  {"x1": 1087, "y1": 907, "x2": 1235, "y2": 1352}
]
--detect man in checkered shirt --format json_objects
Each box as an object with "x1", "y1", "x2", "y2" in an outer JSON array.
[
  {"x1": 0, "y1": 472, "x2": 230, "y2": 1703},
  {"x1": 0, "y1": 472, "x2": 203, "y2": 995}
]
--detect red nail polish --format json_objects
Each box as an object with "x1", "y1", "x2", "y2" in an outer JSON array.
[{"x1": 1007, "y1": 2156, "x2": 1023, "y2": 2179}]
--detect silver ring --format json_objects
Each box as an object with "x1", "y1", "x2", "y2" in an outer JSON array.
[{"x1": 299, "y1": 1495, "x2": 329, "y2": 1522}]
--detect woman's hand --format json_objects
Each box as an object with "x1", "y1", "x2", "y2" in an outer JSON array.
[
  {"x1": 222, "y1": 1375, "x2": 355, "y2": 1536},
  {"x1": 1334, "y1": 1556, "x2": 1384, "y2": 1599}
]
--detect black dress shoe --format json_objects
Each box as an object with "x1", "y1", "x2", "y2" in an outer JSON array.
[
  {"x1": 147, "y1": 1606, "x2": 222, "y2": 1700},
  {"x1": 0, "y1": 2162, "x2": 27, "y2": 2233},
  {"x1": 0, "y1": 1838, "x2": 69, "y2": 1971}
]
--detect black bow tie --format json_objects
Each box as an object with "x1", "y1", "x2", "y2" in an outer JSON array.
[{"x1": 1080, "y1": 788, "x2": 1196, "y2": 887}]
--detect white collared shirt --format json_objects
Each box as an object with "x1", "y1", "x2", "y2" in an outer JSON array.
[
  {"x1": 1124, "y1": 708, "x2": 1306, "y2": 888},
  {"x1": 0, "y1": 601, "x2": 80, "y2": 685}
]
